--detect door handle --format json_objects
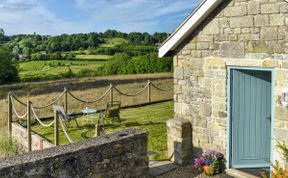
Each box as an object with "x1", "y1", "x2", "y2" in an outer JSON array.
[{"x1": 267, "y1": 116, "x2": 271, "y2": 122}]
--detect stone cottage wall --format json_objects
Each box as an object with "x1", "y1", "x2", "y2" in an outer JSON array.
[
  {"x1": 171, "y1": 0, "x2": 288, "y2": 166},
  {"x1": 0, "y1": 129, "x2": 149, "y2": 178}
]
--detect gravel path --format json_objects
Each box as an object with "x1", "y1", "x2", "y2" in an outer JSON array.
[{"x1": 155, "y1": 164, "x2": 234, "y2": 178}]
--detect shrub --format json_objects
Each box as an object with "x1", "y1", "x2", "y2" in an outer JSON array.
[
  {"x1": 0, "y1": 46, "x2": 19, "y2": 84},
  {"x1": 97, "y1": 52, "x2": 172, "y2": 76}
]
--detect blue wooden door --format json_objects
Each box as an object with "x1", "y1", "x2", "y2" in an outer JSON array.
[{"x1": 231, "y1": 69, "x2": 271, "y2": 168}]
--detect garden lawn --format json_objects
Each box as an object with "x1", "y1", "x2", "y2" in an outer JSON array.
[{"x1": 32, "y1": 101, "x2": 173, "y2": 160}]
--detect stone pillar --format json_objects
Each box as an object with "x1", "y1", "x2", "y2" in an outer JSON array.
[{"x1": 167, "y1": 118, "x2": 192, "y2": 165}]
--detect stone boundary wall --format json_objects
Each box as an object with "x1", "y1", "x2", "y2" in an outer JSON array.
[
  {"x1": 0, "y1": 128, "x2": 149, "y2": 178},
  {"x1": 11, "y1": 122, "x2": 54, "y2": 152}
]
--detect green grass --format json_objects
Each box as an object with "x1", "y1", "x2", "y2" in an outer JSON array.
[
  {"x1": 0, "y1": 136, "x2": 18, "y2": 157},
  {"x1": 100, "y1": 38, "x2": 129, "y2": 48},
  {"x1": 75, "y1": 54, "x2": 111, "y2": 61},
  {"x1": 18, "y1": 60, "x2": 107, "y2": 82},
  {"x1": 32, "y1": 101, "x2": 173, "y2": 160}
]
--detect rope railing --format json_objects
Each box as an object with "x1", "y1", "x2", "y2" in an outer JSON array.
[
  {"x1": 113, "y1": 84, "x2": 148, "y2": 96},
  {"x1": 31, "y1": 105, "x2": 55, "y2": 127},
  {"x1": 151, "y1": 82, "x2": 172, "y2": 92},
  {"x1": 68, "y1": 87, "x2": 110, "y2": 104},
  {"x1": 10, "y1": 96, "x2": 28, "y2": 119},
  {"x1": 58, "y1": 116, "x2": 74, "y2": 143},
  {"x1": 7, "y1": 80, "x2": 172, "y2": 150},
  {"x1": 33, "y1": 92, "x2": 65, "y2": 109},
  {"x1": 11, "y1": 94, "x2": 27, "y2": 106}
]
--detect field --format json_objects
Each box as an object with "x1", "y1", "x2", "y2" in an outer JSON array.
[
  {"x1": 18, "y1": 59, "x2": 107, "y2": 82},
  {"x1": 0, "y1": 74, "x2": 173, "y2": 158},
  {"x1": 99, "y1": 38, "x2": 129, "y2": 48},
  {"x1": 17, "y1": 37, "x2": 129, "y2": 82},
  {"x1": 32, "y1": 101, "x2": 173, "y2": 160},
  {"x1": 75, "y1": 54, "x2": 111, "y2": 61}
]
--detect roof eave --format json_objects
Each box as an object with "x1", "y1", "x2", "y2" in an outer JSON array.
[{"x1": 158, "y1": 0, "x2": 224, "y2": 58}]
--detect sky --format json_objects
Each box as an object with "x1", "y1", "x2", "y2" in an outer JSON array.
[{"x1": 0, "y1": 0, "x2": 201, "y2": 36}]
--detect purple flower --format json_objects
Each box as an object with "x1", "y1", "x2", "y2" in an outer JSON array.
[
  {"x1": 204, "y1": 159, "x2": 212, "y2": 165},
  {"x1": 194, "y1": 156, "x2": 205, "y2": 169}
]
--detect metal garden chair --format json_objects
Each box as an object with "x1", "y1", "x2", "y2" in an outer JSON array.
[
  {"x1": 52, "y1": 105, "x2": 79, "y2": 127},
  {"x1": 100, "y1": 101, "x2": 121, "y2": 123}
]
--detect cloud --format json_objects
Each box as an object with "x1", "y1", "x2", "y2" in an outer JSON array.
[
  {"x1": 0, "y1": 0, "x2": 200, "y2": 35},
  {"x1": 73, "y1": 0, "x2": 200, "y2": 33},
  {"x1": 0, "y1": 0, "x2": 37, "y2": 11},
  {"x1": 0, "y1": 0, "x2": 82, "y2": 35}
]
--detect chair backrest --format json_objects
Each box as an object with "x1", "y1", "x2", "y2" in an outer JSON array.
[
  {"x1": 105, "y1": 101, "x2": 121, "y2": 118},
  {"x1": 52, "y1": 105, "x2": 66, "y2": 118}
]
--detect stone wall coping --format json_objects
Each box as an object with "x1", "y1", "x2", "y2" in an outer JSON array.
[
  {"x1": 0, "y1": 128, "x2": 147, "y2": 169},
  {"x1": 167, "y1": 118, "x2": 191, "y2": 128}
]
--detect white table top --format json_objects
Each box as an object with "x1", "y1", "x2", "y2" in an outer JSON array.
[{"x1": 82, "y1": 108, "x2": 97, "y2": 114}]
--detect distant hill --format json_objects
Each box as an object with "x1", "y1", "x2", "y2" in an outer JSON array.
[{"x1": 0, "y1": 29, "x2": 168, "y2": 61}]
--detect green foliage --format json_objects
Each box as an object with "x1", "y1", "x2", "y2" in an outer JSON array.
[
  {"x1": 3, "y1": 30, "x2": 168, "y2": 62},
  {"x1": 97, "y1": 53, "x2": 172, "y2": 76},
  {"x1": 277, "y1": 141, "x2": 288, "y2": 162},
  {"x1": 261, "y1": 141, "x2": 288, "y2": 178},
  {"x1": 0, "y1": 136, "x2": 18, "y2": 156},
  {"x1": 0, "y1": 46, "x2": 19, "y2": 84}
]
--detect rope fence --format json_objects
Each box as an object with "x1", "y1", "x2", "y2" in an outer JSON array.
[{"x1": 7, "y1": 80, "x2": 172, "y2": 150}]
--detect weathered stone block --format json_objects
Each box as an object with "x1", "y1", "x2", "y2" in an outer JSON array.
[
  {"x1": 230, "y1": 16, "x2": 253, "y2": 28},
  {"x1": 199, "y1": 104, "x2": 212, "y2": 117},
  {"x1": 224, "y1": 6, "x2": 247, "y2": 17},
  {"x1": 254, "y1": 15, "x2": 269, "y2": 27},
  {"x1": 202, "y1": 19, "x2": 220, "y2": 35},
  {"x1": 174, "y1": 67, "x2": 184, "y2": 80},
  {"x1": 246, "y1": 41, "x2": 270, "y2": 53},
  {"x1": 167, "y1": 118, "x2": 192, "y2": 165},
  {"x1": 261, "y1": 3, "x2": 279, "y2": 14},
  {"x1": 220, "y1": 42, "x2": 245, "y2": 58},
  {"x1": 270, "y1": 14, "x2": 285, "y2": 26},
  {"x1": 247, "y1": 1, "x2": 260, "y2": 14},
  {"x1": 260, "y1": 27, "x2": 278, "y2": 40}
]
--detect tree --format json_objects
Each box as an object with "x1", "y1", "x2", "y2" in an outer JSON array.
[
  {"x1": 0, "y1": 46, "x2": 19, "y2": 84},
  {"x1": 0, "y1": 28, "x2": 5, "y2": 43}
]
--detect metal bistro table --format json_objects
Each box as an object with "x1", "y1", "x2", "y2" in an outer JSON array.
[{"x1": 82, "y1": 107, "x2": 98, "y2": 121}]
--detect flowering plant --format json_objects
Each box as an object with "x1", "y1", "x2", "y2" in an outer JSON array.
[{"x1": 194, "y1": 150, "x2": 225, "y2": 176}]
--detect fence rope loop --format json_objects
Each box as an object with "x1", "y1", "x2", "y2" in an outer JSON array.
[
  {"x1": 68, "y1": 87, "x2": 110, "y2": 103},
  {"x1": 10, "y1": 96, "x2": 28, "y2": 119},
  {"x1": 150, "y1": 82, "x2": 172, "y2": 92},
  {"x1": 58, "y1": 116, "x2": 74, "y2": 143},
  {"x1": 31, "y1": 104, "x2": 55, "y2": 127},
  {"x1": 11, "y1": 94, "x2": 27, "y2": 106},
  {"x1": 113, "y1": 83, "x2": 148, "y2": 97},
  {"x1": 33, "y1": 91, "x2": 66, "y2": 109}
]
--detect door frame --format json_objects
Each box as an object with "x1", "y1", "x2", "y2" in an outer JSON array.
[{"x1": 226, "y1": 66, "x2": 275, "y2": 169}]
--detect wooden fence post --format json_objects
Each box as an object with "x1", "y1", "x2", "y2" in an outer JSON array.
[
  {"x1": 110, "y1": 83, "x2": 114, "y2": 103},
  {"x1": 95, "y1": 120, "x2": 100, "y2": 137},
  {"x1": 54, "y1": 111, "x2": 59, "y2": 146},
  {"x1": 7, "y1": 92, "x2": 12, "y2": 137},
  {"x1": 64, "y1": 87, "x2": 68, "y2": 114},
  {"x1": 148, "y1": 80, "x2": 151, "y2": 103},
  {"x1": 27, "y1": 100, "x2": 32, "y2": 151}
]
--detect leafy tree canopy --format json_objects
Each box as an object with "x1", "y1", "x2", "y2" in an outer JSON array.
[{"x1": 0, "y1": 46, "x2": 19, "y2": 84}]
